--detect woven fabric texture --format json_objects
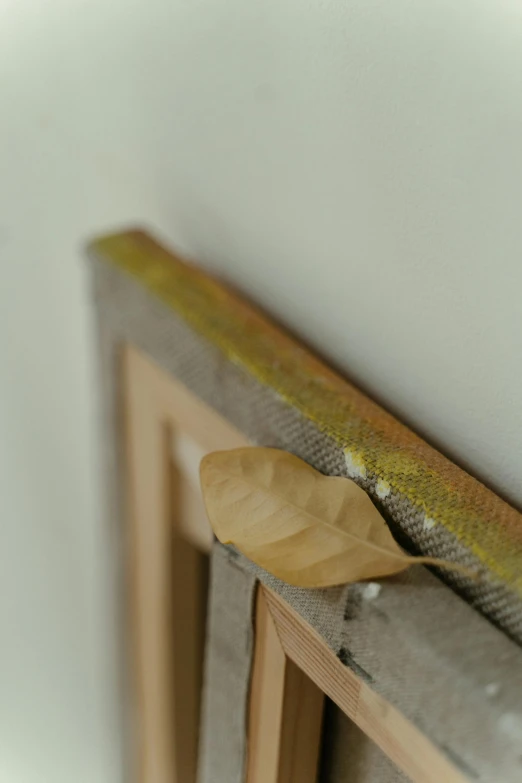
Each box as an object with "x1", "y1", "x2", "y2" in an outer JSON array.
[
  {"x1": 88, "y1": 233, "x2": 522, "y2": 642},
  {"x1": 89, "y1": 234, "x2": 522, "y2": 782},
  {"x1": 89, "y1": 229, "x2": 522, "y2": 610},
  {"x1": 197, "y1": 546, "x2": 256, "y2": 783}
]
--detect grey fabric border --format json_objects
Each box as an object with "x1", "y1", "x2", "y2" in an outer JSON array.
[{"x1": 198, "y1": 545, "x2": 257, "y2": 783}]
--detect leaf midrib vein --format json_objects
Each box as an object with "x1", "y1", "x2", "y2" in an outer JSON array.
[{"x1": 210, "y1": 464, "x2": 410, "y2": 562}]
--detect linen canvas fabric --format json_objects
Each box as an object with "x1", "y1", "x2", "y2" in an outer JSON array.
[
  {"x1": 89, "y1": 231, "x2": 522, "y2": 782},
  {"x1": 88, "y1": 229, "x2": 522, "y2": 642},
  {"x1": 197, "y1": 545, "x2": 256, "y2": 783}
]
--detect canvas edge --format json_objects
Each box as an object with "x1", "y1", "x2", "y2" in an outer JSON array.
[
  {"x1": 87, "y1": 229, "x2": 522, "y2": 599},
  {"x1": 87, "y1": 244, "x2": 522, "y2": 782}
]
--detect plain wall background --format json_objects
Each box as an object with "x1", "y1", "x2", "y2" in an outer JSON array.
[{"x1": 1, "y1": 1, "x2": 521, "y2": 781}]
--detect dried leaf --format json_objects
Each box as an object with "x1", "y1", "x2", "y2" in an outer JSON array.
[{"x1": 200, "y1": 447, "x2": 476, "y2": 587}]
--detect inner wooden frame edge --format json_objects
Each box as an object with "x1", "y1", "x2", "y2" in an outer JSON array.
[{"x1": 123, "y1": 342, "x2": 467, "y2": 783}]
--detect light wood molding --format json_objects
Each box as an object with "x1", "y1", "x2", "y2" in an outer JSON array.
[
  {"x1": 263, "y1": 586, "x2": 468, "y2": 783},
  {"x1": 246, "y1": 587, "x2": 324, "y2": 783},
  {"x1": 123, "y1": 342, "x2": 471, "y2": 783},
  {"x1": 123, "y1": 345, "x2": 246, "y2": 783}
]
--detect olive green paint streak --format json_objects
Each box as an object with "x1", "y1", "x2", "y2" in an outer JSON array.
[{"x1": 90, "y1": 229, "x2": 522, "y2": 594}]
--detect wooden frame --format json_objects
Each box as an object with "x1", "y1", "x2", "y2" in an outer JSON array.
[
  {"x1": 123, "y1": 346, "x2": 245, "y2": 782},
  {"x1": 123, "y1": 344, "x2": 468, "y2": 783},
  {"x1": 90, "y1": 229, "x2": 522, "y2": 783},
  {"x1": 246, "y1": 588, "x2": 324, "y2": 783},
  {"x1": 124, "y1": 345, "x2": 329, "y2": 783},
  {"x1": 262, "y1": 587, "x2": 461, "y2": 783}
]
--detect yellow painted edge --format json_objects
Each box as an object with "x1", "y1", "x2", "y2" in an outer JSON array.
[{"x1": 89, "y1": 229, "x2": 522, "y2": 593}]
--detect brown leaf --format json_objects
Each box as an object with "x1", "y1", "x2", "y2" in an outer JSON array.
[{"x1": 200, "y1": 447, "x2": 476, "y2": 587}]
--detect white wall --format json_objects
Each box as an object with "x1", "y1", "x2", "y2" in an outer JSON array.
[{"x1": 1, "y1": 1, "x2": 521, "y2": 781}]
